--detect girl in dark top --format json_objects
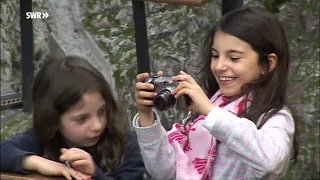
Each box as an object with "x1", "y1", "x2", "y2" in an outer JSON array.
[{"x1": 1, "y1": 55, "x2": 145, "y2": 180}]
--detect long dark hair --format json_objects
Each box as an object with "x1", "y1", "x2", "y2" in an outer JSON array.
[
  {"x1": 199, "y1": 6, "x2": 299, "y2": 162},
  {"x1": 32, "y1": 55, "x2": 125, "y2": 172}
]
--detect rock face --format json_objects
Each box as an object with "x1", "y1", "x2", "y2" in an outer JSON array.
[{"x1": 1, "y1": 0, "x2": 319, "y2": 178}]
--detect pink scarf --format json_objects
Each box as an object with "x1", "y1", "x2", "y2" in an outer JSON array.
[{"x1": 167, "y1": 90, "x2": 252, "y2": 180}]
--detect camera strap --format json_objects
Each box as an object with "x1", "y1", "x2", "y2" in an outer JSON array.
[{"x1": 181, "y1": 111, "x2": 194, "y2": 125}]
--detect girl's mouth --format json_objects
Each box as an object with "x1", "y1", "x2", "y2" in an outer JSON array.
[
  {"x1": 88, "y1": 134, "x2": 101, "y2": 142},
  {"x1": 218, "y1": 76, "x2": 237, "y2": 85}
]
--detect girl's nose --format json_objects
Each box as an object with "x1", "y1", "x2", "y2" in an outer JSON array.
[
  {"x1": 214, "y1": 58, "x2": 228, "y2": 71},
  {"x1": 91, "y1": 116, "x2": 103, "y2": 132}
]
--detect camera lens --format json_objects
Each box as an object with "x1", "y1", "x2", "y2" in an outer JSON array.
[{"x1": 153, "y1": 89, "x2": 176, "y2": 111}]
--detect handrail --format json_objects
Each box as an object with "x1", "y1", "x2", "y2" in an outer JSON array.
[
  {"x1": 0, "y1": 172, "x2": 64, "y2": 180},
  {"x1": 1, "y1": 93, "x2": 23, "y2": 108}
]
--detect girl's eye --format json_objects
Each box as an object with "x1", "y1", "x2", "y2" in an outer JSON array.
[
  {"x1": 98, "y1": 107, "x2": 106, "y2": 116},
  {"x1": 74, "y1": 116, "x2": 87, "y2": 124},
  {"x1": 211, "y1": 55, "x2": 219, "y2": 59},
  {"x1": 230, "y1": 57, "x2": 240, "y2": 61}
]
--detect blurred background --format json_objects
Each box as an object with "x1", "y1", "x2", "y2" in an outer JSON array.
[{"x1": 1, "y1": 0, "x2": 319, "y2": 179}]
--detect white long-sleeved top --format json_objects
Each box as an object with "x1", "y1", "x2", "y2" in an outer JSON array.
[{"x1": 133, "y1": 106, "x2": 294, "y2": 180}]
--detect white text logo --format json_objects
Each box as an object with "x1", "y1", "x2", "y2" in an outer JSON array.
[{"x1": 26, "y1": 12, "x2": 49, "y2": 19}]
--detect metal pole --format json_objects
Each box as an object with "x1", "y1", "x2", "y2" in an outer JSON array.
[
  {"x1": 20, "y1": 0, "x2": 34, "y2": 113},
  {"x1": 222, "y1": 0, "x2": 243, "y2": 15},
  {"x1": 132, "y1": 0, "x2": 150, "y2": 74}
]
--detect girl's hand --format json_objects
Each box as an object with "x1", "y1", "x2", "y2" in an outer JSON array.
[
  {"x1": 23, "y1": 155, "x2": 91, "y2": 180},
  {"x1": 172, "y1": 71, "x2": 215, "y2": 116},
  {"x1": 135, "y1": 71, "x2": 164, "y2": 126},
  {"x1": 60, "y1": 148, "x2": 95, "y2": 176},
  {"x1": 135, "y1": 71, "x2": 164, "y2": 114}
]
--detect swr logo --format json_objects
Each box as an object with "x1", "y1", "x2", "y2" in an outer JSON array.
[{"x1": 26, "y1": 12, "x2": 49, "y2": 19}]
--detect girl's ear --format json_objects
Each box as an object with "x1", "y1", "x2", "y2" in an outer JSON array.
[{"x1": 267, "y1": 53, "x2": 278, "y2": 72}]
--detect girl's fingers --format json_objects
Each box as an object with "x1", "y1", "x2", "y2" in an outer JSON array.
[
  {"x1": 60, "y1": 148, "x2": 89, "y2": 162},
  {"x1": 60, "y1": 148, "x2": 70, "y2": 159},
  {"x1": 179, "y1": 70, "x2": 187, "y2": 75},
  {"x1": 136, "y1": 71, "x2": 164, "y2": 83},
  {"x1": 71, "y1": 172, "x2": 82, "y2": 180},
  {"x1": 135, "y1": 71, "x2": 164, "y2": 100},
  {"x1": 135, "y1": 82, "x2": 154, "y2": 91},
  {"x1": 69, "y1": 169, "x2": 88, "y2": 180},
  {"x1": 61, "y1": 148, "x2": 68, "y2": 153},
  {"x1": 77, "y1": 172, "x2": 91, "y2": 180},
  {"x1": 71, "y1": 159, "x2": 87, "y2": 166},
  {"x1": 60, "y1": 148, "x2": 80, "y2": 157},
  {"x1": 172, "y1": 73, "x2": 197, "y2": 85},
  {"x1": 60, "y1": 169, "x2": 72, "y2": 180},
  {"x1": 137, "y1": 91, "x2": 156, "y2": 99},
  {"x1": 69, "y1": 148, "x2": 85, "y2": 153},
  {"x1": 63, "y1": 153, "x2": 86, "y2": 162},
  {"x1": 173, "y1": 81, "x2": 193, "y2": 95},
  {"x1": 175, "y1": 88, "x2": 192, "y2": 99},
  {"x1": 136, "y1": 73, "x2": 150, "y2": 82},
  {"x1": 157, "y1": 71, "x2": 164, "y2": 76},
  {"x1": 136, "y1": 98, "x2": 154, "y2": 106},
  {"x1": 80, "y1": 172, "x2": 92, "y2": 180}
]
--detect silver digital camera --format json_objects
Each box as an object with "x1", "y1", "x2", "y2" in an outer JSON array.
[{"x1": 144, "y1": 74, "x2": 192, "y2": 111}]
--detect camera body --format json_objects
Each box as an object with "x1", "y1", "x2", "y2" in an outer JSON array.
[{"x1": 144, "y1": 74, "x2": 192, "y2": 111}]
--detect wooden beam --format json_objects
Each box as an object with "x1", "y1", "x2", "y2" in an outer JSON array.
[
  {"x1": 1, "y1": 172, "x2": 64, "y2": 180},
  {"x1": 136, "y1": 0, "x2": 207, "y2": 6}
]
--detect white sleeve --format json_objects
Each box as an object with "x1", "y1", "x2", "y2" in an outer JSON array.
[
  {"x1": 132, "y1": 110, "x2": 176, "y2": 180},
  {"x1": 203, "y1": 106, "x2": 294, "y2": 177}
]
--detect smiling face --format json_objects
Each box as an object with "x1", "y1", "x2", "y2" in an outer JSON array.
[
  {"x1": 59, "y1": 91, "x2": 107, "y2": 147},
  {"x1": 210, "y1": 30, "x2": 263, "y2": 100}
]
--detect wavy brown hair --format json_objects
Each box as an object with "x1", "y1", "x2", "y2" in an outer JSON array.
[
  {"x1": 32, "y1": 55, "x2": 125, "y2": 172},
  {"x1": 198, "y1": 6, "x2": 299, "y2": 162}
]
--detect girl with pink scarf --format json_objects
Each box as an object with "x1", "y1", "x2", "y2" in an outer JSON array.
[{"x1": 133, "y1": 6, "x2": 299, "y2": 180}]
